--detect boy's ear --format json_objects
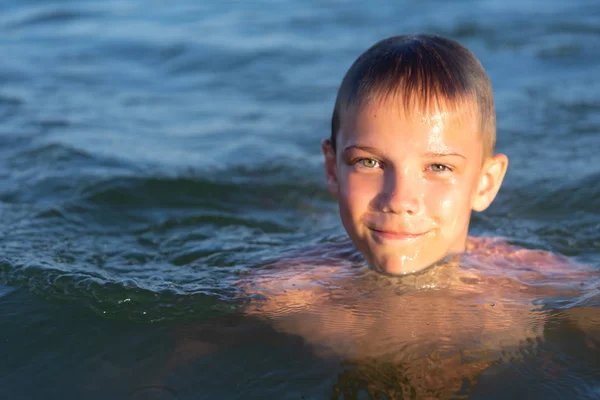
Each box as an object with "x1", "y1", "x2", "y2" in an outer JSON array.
[
  {"x1": 472, "y1": 153, "x2": 509, "y2": 212},
  {"x1": 321, "y1": 139, "x2": 339, "y2": 197}
]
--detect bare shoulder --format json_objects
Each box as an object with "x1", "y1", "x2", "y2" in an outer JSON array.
[{"x1": 467, "y1": 236, "x2": 592, "y2": 276}]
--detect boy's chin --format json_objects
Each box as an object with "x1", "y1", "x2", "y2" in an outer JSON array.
[{"x1": 367, "y1": 253, "x2": 441, "y2": 276}]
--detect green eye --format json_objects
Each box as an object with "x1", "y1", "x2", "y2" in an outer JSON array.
[
  {"x1": 430, "y1": 164, "x2": 449, "y2": 172},
  {"x1": 359, "y1": 158, "x2": 379, "y2": 168}
]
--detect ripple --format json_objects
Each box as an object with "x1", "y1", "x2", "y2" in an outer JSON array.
[
  {"x1": 495, "y1": 172, "x2": 600, "y2": 218},
  {"x1": 546, "y1": 22, "x2": 600, "y2": 36},
  {"x1": 131, "y1": 386, "x2": 177, "y2": 400},
  {"x1": 0, "y1": 285, "x2": 16, "y2": 299},
  {"x1": 0, "y1": 257, "x2": 245, "y2": 322},
  {"x1": 0, "y1": 0, "x2": 598, "y2": 397},
  {"x1": 3, "y1": 7, "x2": 97, "y2": 30},
  {"x1": 0, "y1": 93, "x2": 24, "y2": 120}
]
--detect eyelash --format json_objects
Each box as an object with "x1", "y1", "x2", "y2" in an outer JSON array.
[
  {"x1": 427, "y1": 164, "x2": 453, "y2": 173},
  {"x1": 351, "y1": 158, "x2": 382, "y2": 169},
  {"x1": 351, "y1": 158, "x2": 453, "y2": 173}
]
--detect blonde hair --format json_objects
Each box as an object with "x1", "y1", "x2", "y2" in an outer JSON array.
[{"x1": 331, "y1": 34, "x2": 496, "y2": 157}]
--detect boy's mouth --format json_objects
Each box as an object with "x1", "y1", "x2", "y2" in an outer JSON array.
[{"x1": 368, "y1": 228, "x2": 429, "y2": 241}]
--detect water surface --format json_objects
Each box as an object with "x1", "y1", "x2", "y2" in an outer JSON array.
[{"x1": 0, "y1": 0, "x2": 599, "y2": 398}]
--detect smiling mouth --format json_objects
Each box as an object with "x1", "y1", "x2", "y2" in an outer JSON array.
[{"x1": 369, "y1": 228, "x2": 429, "y2": 241}]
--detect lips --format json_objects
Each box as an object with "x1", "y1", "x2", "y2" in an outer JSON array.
[
  {"x1": 369, "y1": 228, "x2": 428, "y2": 241},
  {"x1": 361, "y1": 213, "x2": 434, "y2": 242}
]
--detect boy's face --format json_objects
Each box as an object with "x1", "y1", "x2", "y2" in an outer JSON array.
[{"x1": 323, "y1": 98, "x2": 507, "y2": 275}]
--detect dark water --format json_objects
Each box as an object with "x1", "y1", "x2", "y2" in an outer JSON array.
[{"x1": 1, "y1": 0, "x2": 599, "y2": 399}]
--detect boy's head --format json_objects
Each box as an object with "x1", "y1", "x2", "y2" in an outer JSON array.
[{"x1": 322, "y1": 34, "x2": 508, "y2": 276}]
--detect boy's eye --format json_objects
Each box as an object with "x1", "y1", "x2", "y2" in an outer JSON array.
[
  {"x1": 358, "y1": 158, "x2": 380, "y2": 168},
  {"x1": 429, "y1": 164, "x2": 451, "y2": 173}
]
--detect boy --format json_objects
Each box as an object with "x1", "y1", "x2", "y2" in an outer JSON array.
[{"x1": 321, "y1": 34, "x2": 508, "y2": 276}]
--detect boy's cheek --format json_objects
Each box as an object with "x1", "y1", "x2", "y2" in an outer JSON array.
[
  {"x1": 428, "y1": 188, "x2": 473, "y2": 242},
  {"x1": 338, "y1": 195, "x2": 365, "y2": 234},
  {"x1": 339, "y1": 177, "x2": 378, "y2": 211},
  {"x1": 346, "y1": 169, "x2": 385, "y2": 195},
  {"x1": 426, "y1": 183, "x2": 471, "y2": 216},
  {"x1": 338, "y1": 196, "x2": 372, "y2": 249}
]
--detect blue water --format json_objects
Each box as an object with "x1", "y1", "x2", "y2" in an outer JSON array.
[{"x1": 0, "y1": 0, "x2": 599, "y2": 399}]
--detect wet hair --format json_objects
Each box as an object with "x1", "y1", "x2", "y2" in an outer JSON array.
[{"x1": 331, "y1": 34, "x2": 496, "y2": 156}]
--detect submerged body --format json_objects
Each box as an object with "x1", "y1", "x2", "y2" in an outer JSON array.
[
  {"x1": 157, "y1": 237, "x2": 599, "y2": 399},
  {"x1": 237, "y1": 237, "x2": 599, "y2": 397}
]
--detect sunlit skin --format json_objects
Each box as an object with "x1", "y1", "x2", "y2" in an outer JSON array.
[{"x1": 322, "y1": 97, "x2": 509, "y2": 275}]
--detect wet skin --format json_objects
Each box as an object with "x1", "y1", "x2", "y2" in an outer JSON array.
[{"x1": 322, "y1": 99, "x2": 508, "y2": 275}]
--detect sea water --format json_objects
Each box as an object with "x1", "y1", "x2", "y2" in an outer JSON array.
[{"x1": 0, "y1": 0, "x2": 599, "y2": 398}]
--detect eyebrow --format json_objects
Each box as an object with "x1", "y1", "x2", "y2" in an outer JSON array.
[
  {"x1": 342, "y1": 145, "x2": 385, "y2": 158},
  {"x1": 342, "y1": 146, "x2": 466, "y2": 159}
]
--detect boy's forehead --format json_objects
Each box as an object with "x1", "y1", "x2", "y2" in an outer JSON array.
[
  {"x1": 353, "y1": 94, "x2": 477, "y2": 125},
  {"x1": 336, "y1": 96, "x2": 487, "y2": 163},
  {"x1": 341, "y1": 96, "x2": 480, "y2": 140}
]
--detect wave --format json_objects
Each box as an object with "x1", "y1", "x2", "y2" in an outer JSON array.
[
  {"x1": 0, "y1": 257, "x2": 251, "y2": 322},
  {"x1": 488, "y1": 171, "x2": 600, "y2": 218},
  {"x1": 0, "y1": 143, "x2": 337, "y2": 319},
  {"x1": 3, "y1": 6, "x2": 98, "y2": 30}
]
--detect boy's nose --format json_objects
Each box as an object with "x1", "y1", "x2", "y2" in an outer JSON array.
[{"x1": 380, "y1": 169, "x2": 422, "y2": 215}]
